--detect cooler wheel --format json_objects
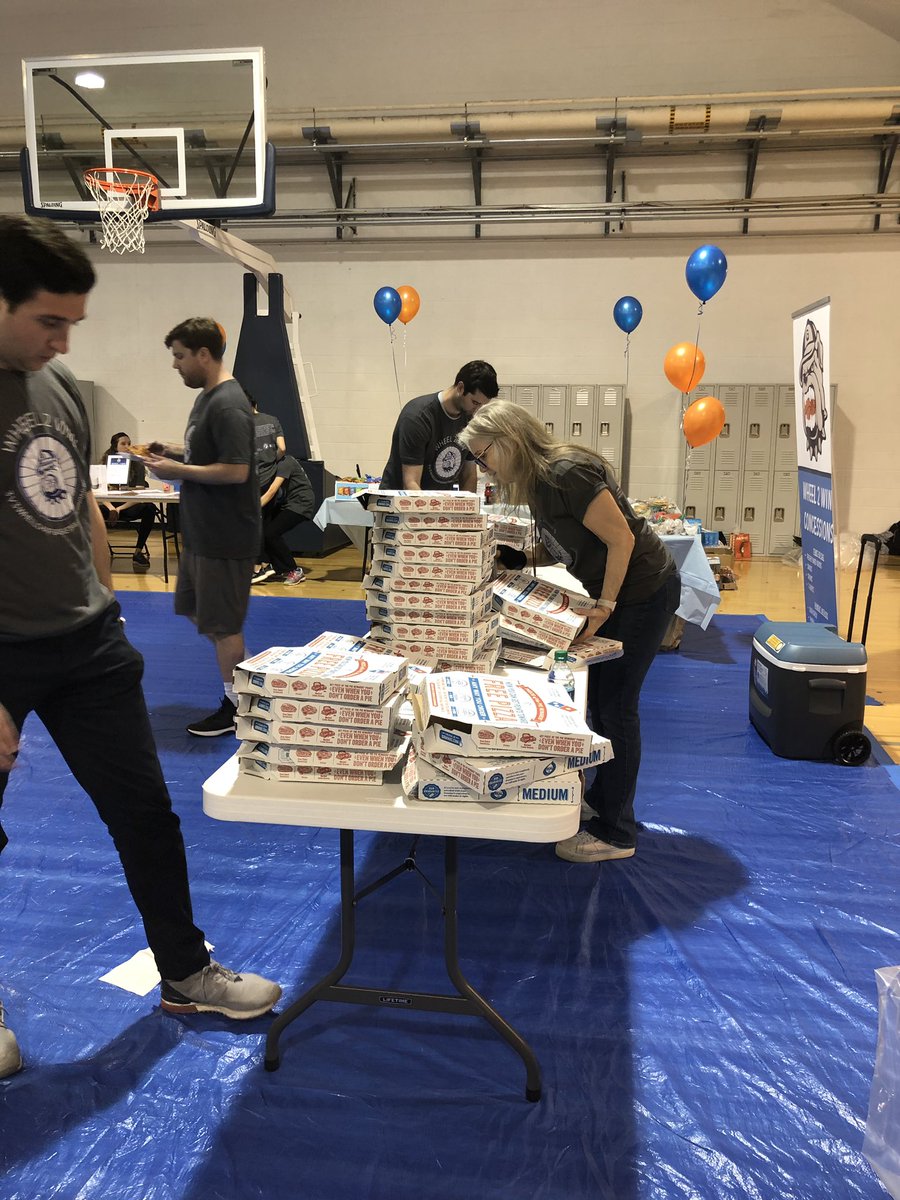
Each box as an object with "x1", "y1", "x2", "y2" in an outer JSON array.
[{"x1": 832, "y1": 729, "x2": 871, "y2": 766}]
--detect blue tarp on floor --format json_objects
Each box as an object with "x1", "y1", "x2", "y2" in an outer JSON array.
[{"x1": 0, "y1": 596, "x2": 897, "y2": 1199}]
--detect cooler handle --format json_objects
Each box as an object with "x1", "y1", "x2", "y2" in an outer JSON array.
[{"x1": 808, "y1": 678, "x2": 846, "y2": 691}]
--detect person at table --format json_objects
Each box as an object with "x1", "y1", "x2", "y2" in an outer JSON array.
[
  {"x1": 380, "y1": 360, "x2": 499, "y2": 492},
  {"x1": 252, "y1": 453, "x2": 315, "y2": 585},
  {"x1": 99, "y1": 431, "x2": 157, "y2": 567},
  {"x1": 245, "y1": 391, "x2": 285, "y2": 489},
  {"x1": 0, "y1": 215, "x2": 281, "y2": 1079},
  {"x1": 459, "y1": 399, "x2": 680, "y2": 865}
]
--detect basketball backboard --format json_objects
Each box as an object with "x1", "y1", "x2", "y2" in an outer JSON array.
[{"x1": 21, "y1": 48, "x2": 274, "y2": 221}]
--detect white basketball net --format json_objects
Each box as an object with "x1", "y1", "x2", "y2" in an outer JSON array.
[{"x1": 84, "y1": 168, "x2": 159, "y2": 255}]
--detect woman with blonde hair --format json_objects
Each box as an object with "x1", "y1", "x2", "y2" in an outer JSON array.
[{"x1": 460, "y1": 399, "x2": 680, "y2": 864}]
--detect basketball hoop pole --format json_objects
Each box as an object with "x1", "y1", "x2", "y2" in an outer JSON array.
[{"x1": 175, "y1": 218, "x2": 321, "y2": 461}]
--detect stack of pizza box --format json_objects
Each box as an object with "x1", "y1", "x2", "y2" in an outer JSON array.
[
  {"x1": 492, "y1": 569, "x2": 624, "y2": 670},
  {"x1": 362, "y1": 490, "x2": 502, "y2": 673},
  {"x1": 403, "y1": 670, "x2": 613, "y2": 805},
  {"x1": 233, "y1": 632, "x2": 410, "y2": 785}
]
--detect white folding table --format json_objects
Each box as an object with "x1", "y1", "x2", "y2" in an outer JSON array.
[
  {"x1": 94, "y1": 487, "x2": 181, "y2": 583},
  {"x1": 203, "y1": 667, "x2": 587, "y2": 1101}
]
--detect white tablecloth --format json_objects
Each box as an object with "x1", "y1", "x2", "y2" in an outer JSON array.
[{"x1": 313, "y1": 497, "x2": 371, "y2": 551}]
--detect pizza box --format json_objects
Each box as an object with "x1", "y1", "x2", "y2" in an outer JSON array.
[
  {"x1": 370, "y1": 558, "x2": 492, "y2": 585},
  {"x1": 373, "y1": 636, "x2": 501, "y2": 666},
  {"x1": 485, "y1": 513, "x2": 532, "y2": 549},
  {"x1": 236, "y1": 687, "x2": 405, "y2": 731},
  {"x1": 415, "y1": 732, "x2": 612, "y2": 795},
  {"x1": 412, "y1": 671, "x2": 594, "y2": 758},
  {"x1": 235, "y1": 714, "x2": 397, "y2": 750},
  {"x1": 365, "y1": 599, "x2": 492, "y2": 628},
  {"x1": 363, "y1": 573, "x2": 483, "y2": 597},
  {"x1": 397, "y1": 643, "x2": 502, "y2": 674},
  {"x1": 234, "y1": 645, "x2": 406, "y2": 706},
  {"x1": 499, "y1": 636, "x2": 624, "y2": 670},
  {"x1": 364, "y1": 585, "x2": 493, "y2": 619},
  {"x1": 372, "y1": 541, "x2": 495, "y2": 568},
  {"x1": 374, "y1": 511, "x2": 490, "y2": 532},
  {"x1": 498, "y1": 614, "x2": 572, "y2": 652},
  {"x1": 364, "y1": 489, "x2": 482, "y2": 515},
  {"x1": 372, "y1": 527, "x2": 493, "y2": 550},
  {"x1": 492, "y1": 570, "x2": 595, "y2": 641},
  {"x1": 239, "y1": 759, "x2": 384, "y2": 786},
  {"x1": 403, "y1": 745, "x2": 582, "y2": 804},
  {"x1": 369, "y1": 613, "x2": 500, "y2": 648},
  {"x1": 238, "y1": 733, "x2": 409, "y2": 772}
]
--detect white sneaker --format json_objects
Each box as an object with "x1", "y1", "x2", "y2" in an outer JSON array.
[
  {"x1": 161, "y1": 961, "x2": 281, "y2": 1020},
  {"x1": 555, "y1": 830, "x2": 635, "y2": 863},
  {"x1": 0, "y1": 1003, "x2": 23, "y2": 1078}
]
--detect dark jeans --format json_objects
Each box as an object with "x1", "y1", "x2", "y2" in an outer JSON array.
[
  {"x1": 261, "y1": 508, "x2": 306, "y2": 574},
  {"x1": 583, "y1": 571, "x2": 681, "y2": 848},
  {"x1": 101, "y1": 502, "x2": 157, "y2": 551},
  {"x1": 0, "y1": 607, "x2": 209, "y2": 981}
]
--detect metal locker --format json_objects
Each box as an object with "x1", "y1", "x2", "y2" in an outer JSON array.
[
  {"x1": 710, "y1": 470, "x2": 741, "y2": 533},
  {"x1": 740, "y1": 470, "x2": 772, "y2": 554},
  {"x1": 513, "y1": 385, "x2": 541, "y2": 416},
  {"x1": 744, "y1": 386, "x2": 776, "y2": 470},
  {"x1": 682, "y1": 469, "x2": 712, "y2": 526},
  {"x1": 681, "y1": 384, "x2": 717, "y2": 471},
  {"x1": 566, "y1": 384, "x2": 598, "y2": 451},
  {"x1": 596, "y1": 385, "x2": 624, "y2": 471},
  {"x1": 774, "y1": 385, "x2": 796, "y2": 470},
  {"x1": 496, "y1": 385, "x2": 514, "y2": 404},
  {"x1": 711, "y1": 385, "x2": 746, "y2": 471},
  {"x1": 768, "y1": 470, "x2": 799, "y2": 556},
  {"x1": 540, "y1": 385, "x2": 567, "y2": 440}
]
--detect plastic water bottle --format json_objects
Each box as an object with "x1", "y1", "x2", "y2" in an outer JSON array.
[{"x1": 548, "y1": 649, "x2": 576, "y2": 701}]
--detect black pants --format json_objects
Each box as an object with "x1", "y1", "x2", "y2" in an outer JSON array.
[
  {"x1": 102, "y1": 502, "x2": 157, "y2": 551},
  {"x1": 583, "y1": 571, "x2": 682, "y2": 848},
  {"x1": 261, "y1": 507, "x2": 306, "y2": 574},
  {"x1": 0, "y1": 607, "x2": 209, "y2": 981}
]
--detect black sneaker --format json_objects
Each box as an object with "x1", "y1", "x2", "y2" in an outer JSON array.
[{"x1": 186, "y1": 696, "x2": 237, "y2": 737}]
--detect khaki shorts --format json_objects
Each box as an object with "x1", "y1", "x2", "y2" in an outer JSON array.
[{"x1": 174, "y1": 551, "x2": 254, "y2": 637}]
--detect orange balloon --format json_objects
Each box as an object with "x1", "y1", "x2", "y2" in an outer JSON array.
[
  {"x1": 664, "y1": 342, "x2": 706, "y2": 392},
  {"x1": 683, "y1": 395, "x2": 726, "y2": 448},
  {"x1": 397, "y1": 285, "x2": 420, "y2": 325}
]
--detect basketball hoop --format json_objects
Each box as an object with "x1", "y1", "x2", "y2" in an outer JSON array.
[{"x1": 83, "y1": 167, "x2": 161, "y2": 255}]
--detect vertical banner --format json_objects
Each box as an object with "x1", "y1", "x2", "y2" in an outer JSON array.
[{"x1": 791, "y1": 297, "x2": 839, "y2": 626}]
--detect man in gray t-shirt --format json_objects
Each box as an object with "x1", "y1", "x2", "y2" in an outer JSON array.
[
  {"x1": 145, "y1": 318, "x2": 259, "y2": 736},
  {"x1": 0, "y1": 217, "x2": 279, "y2": 1080},
  {"x1": 380, "y1": 360, "x2": 499, "y2": 491}
]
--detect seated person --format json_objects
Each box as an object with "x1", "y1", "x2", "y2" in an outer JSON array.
[
  {"x1": 99, "y1": 432, "x2": 158, "y2": 566},
  {"x1": 252, "y1": 454, "x2": 315, "y2": 585}
]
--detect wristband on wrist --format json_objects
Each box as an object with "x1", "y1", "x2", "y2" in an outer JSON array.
[{"x1": 595, "y1": 598, "x2": 616, "y2": 612}]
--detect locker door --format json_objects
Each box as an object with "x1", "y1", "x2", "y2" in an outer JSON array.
[
  {"x1": 768, "y1": 470, "x2": 799, "y2": 556},
  {"x1": 744, "y1": 386, "x2": 776, "y2": 470},
  {"x1": 682, "y1": 469, "x2": 712, "y2": 526},
  {"x1": 513, "y1": 385, "x2": 540, "y2": 416},
  {"x1": 566, "y1": 384, "x2": 598, "y2": 452},
  {"x1": 774, "y1": 385, "x2": 796, "y2": 470},
  {"x1": 540, "y1": 385, "x2": 567, "y2": 440},
  {"x1": 682, "y1": 384, "x2": 716, "y2": 471},
  {"x1": 496, "y1": 385, "x2": 514, "y2": 404},
  {"x1": 710, "y1": 470, "x2": 741, "y2": 533},
  {"x1": 740, "y1": 470, "x2": 772, "y2": 554},
  {"x1": 711, "y1": 385, "x2": 746, "y2": 471},
  {"x1": 596, "y1": 385, "x2": 624, "y2": 471}
]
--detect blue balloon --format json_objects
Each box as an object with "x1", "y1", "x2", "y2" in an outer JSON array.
[
  {"x1": 685, "y1": 245, "x2": 728, "y2": 303},
  {"x1": 373, "y1": 286, "x2": 402, "y2": 325},
  {"x1": 613, "y1": 295, "x2": 643, "y2": 334}
]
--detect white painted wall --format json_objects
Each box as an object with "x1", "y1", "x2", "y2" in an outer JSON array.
[{"x1": 50, "y1": 230, "x2": 899, "y2": 537}]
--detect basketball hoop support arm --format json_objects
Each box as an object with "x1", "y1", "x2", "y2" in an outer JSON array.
[{"x1": 176, "y1": 218, "x2": 321, "y2": 460}]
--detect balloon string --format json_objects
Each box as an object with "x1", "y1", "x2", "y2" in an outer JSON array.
[
  {"x1": 390, "y1": 325, "x2": 402, "y2": 406},
  {"x1": 624, "y1": 334, "x2": 630, "y2": 398},
  {"x1": 403, "y1": 325, "x2": 407, "y2": 371},
  {"x1": 689, "y1": 301, "x2": 705, "y2": 393},
  {"x1": 681, "y1": 395, "x2": 692, "y2": 515}
]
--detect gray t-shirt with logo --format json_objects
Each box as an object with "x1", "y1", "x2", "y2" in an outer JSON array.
[
  {"x1": 180, "y1": 379, "x2": 260, "y2": 559},
  {"x1": 380, "y1": 392, "x2": 471, "y2": 490},
  {"x1": 0, "y1": 362, "x2": 111, "y2": 640}
]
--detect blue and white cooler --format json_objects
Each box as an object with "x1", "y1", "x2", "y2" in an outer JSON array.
[{"x1": 749, "y1": 621, "x2": 871, "y2": 765}]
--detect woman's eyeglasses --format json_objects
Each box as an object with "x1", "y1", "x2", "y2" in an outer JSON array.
[{"x1": 470, "y1": 442, "x2": 493, "y2": 470}]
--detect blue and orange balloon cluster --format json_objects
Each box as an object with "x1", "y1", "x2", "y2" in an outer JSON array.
[{"x1": 373, "y1": 285, "x2": 420, "y2": 327}]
